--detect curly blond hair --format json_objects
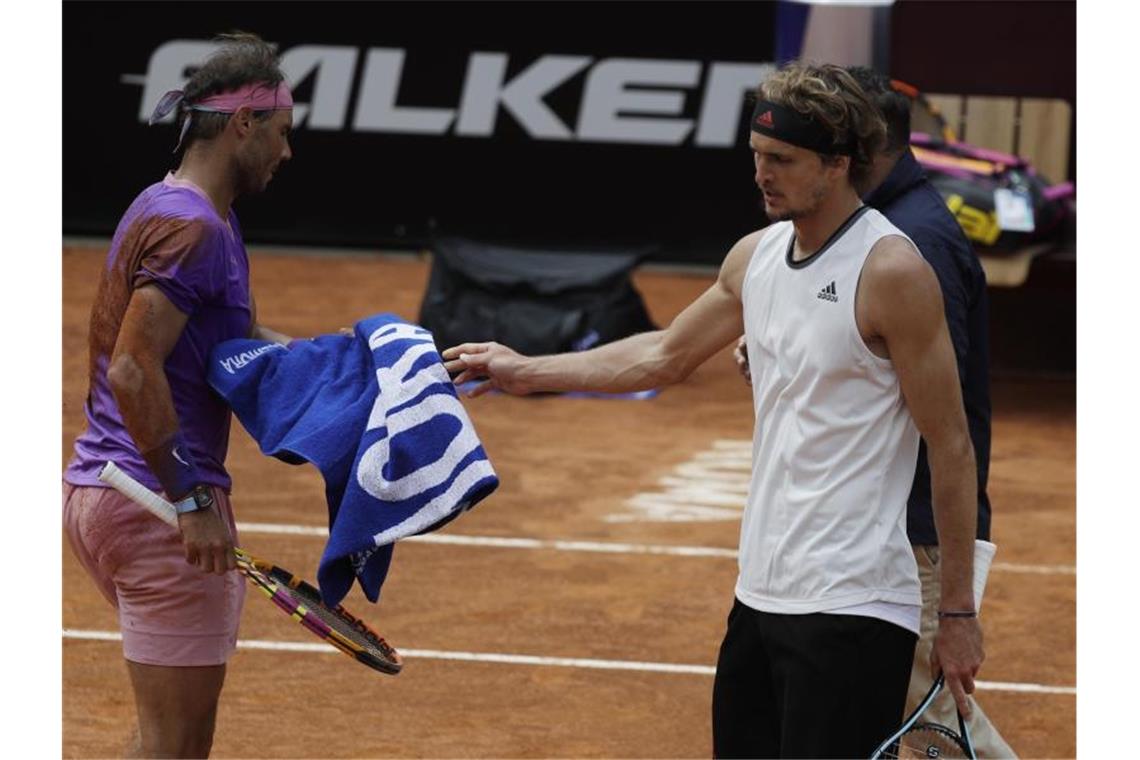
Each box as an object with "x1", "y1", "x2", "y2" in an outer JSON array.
[{"x1": 756, "y1": 61, "x2": 885, "y2": 188}]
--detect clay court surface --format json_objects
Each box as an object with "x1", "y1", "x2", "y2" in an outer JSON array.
[{"x1": 62, "y1": 244, "x2": 1076, "y2": 757}]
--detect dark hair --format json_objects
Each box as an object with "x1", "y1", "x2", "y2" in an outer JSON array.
[
  {"x1": 756, "y1": 61, "x2": 886, "y2": 189},
  {"x1": 179, "y1": 32, "x2": 285, "y2": 149},
  {"x1": 845, "y1": 66, "x2": 911, "y2": 155}
]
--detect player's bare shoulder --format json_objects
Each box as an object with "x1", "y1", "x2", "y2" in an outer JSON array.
[
  {"x1": 865, "y1": 234, "x2": 938, "y2": 293},
  {"x1": 861, "y1": 234, "x2": 944, "y2": 335},
  {"x1": 719, "y1": 227, "x2": 770, "y2": 299}
]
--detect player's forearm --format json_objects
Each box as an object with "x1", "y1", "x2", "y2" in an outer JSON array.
[
  {"x1": 928, "y1": 433, "x2": 979, "y2": 609},
  {"x1": 107, "y1": 350, "x2": 208, "y2": 500},
  {"x1": 520, "y1": 330, "x2": 681, "y2": 393},
  {"x1": 107, "y1": 353, "x2": 180, "y2": 454}
]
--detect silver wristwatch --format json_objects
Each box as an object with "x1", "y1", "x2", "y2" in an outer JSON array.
[{"x1": 174, "y1": 485, "x2": 215, "y2": 515}]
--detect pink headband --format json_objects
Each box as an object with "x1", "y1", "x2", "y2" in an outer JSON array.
[
  {"x1": 149, "y1": 81, "x2": 293, "y2": 152},
  {"x1": 191, "y1": 81, "x2": 294, "y2": 114}
]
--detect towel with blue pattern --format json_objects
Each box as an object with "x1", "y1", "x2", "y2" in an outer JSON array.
[{"x1": 207, "y1": 313, "x2": 499, "y2": 607}]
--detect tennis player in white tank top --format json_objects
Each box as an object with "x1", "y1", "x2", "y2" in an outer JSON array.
[
  {"x1": 738, "y1": 205, "x2": 923, "y2": 630},
  {"x1": 442, "y1": 62, "x2": 984, "y2": 758}
]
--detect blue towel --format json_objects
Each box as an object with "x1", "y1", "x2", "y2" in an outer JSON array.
[{"x1": 207, "y1": 313, "x2": 499, "y2": 607}]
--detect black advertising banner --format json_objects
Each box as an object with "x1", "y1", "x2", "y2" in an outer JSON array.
[{"x1": 63, "y1": 1, "x2": 777, "y2": 264}]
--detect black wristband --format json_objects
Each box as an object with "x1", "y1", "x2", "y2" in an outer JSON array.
[{"x1": 937, "y1": 610, "x2": 978, "y2": 619}]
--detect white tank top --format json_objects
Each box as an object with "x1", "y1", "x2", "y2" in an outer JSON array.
[{"x1": 737, "y1": 206, "x2": 922, "y2": 622}]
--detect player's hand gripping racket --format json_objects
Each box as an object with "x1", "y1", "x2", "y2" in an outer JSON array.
[
  {"x1": 870, "y1": 674, "x2": 975, "y2": 758},
  {"x1": 98, "y1": 461, "x2": 402, "y2": 675},
  {"x1": 870, "y1": 540, "x2": 996, "y2": 760}
]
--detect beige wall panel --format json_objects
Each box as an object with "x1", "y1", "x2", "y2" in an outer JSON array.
[
  {"x1": 963, "y1": 96, "x2": 1018, "y2": 153},
  {"x1": 1018, "y1": 99, "x2": 1072, "y2": 182}
]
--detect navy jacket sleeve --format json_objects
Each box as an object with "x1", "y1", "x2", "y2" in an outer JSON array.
[{"x1": 867, "y1": 151, "x2": 992, "y2": 544}]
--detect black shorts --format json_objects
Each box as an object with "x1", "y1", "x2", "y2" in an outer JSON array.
[{"x1": 711, "y1": 598, "x2": 917, "y2": 759}]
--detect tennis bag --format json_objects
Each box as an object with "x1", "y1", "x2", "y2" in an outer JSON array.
[
  {"x1": 891, "y1": 79, "x2": 1075, "y2": 252},
  {"x1": 418, "y1": 237, "x2": 657, "y2": 357},
  {"x1": 910, "y1": 133, "x2": 1075, "y2": 252}
]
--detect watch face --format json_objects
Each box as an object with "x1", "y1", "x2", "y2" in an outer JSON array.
[{"x1": 193, "y1": 487, "x2": 214, "y2": 509}]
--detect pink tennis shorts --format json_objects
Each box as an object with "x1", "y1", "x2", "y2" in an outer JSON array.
[{"x1": 63, "y1": 482, "x2": 246, "y2": 666}]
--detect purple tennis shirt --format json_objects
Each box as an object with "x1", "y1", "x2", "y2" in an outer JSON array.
[{"x1": 65, "y1": 174, "x2": 252, "y2": 493}]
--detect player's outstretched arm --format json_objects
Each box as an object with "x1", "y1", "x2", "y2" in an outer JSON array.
[
  {"x1": 442, "y1": 231, "x2": 763, "y2": 397},
  {"x1": 862, "y1": 235, "x2": 983, "y2": 718}
]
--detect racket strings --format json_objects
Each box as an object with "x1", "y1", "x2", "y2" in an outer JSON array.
[
  {"x1": 232, "y1": 549, "x2": 400, "y2": 673},
  {"x1": 883, "y1": 723, "x2": 972, "y2": 759},
  {"x1": 237, "y1": 551, "x2": 400, "y2": 670},
  {"x1": 293, "y1": 590, "x2": 399, "y2": 662}
]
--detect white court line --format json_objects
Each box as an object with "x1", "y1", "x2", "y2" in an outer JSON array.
[
  {"x1": 236, "y1": 521, "x2": 328, "y2": 537},
  {"x1": 61, "y1": 629, "x2": 1076, "y2": 694},
  {"x1": 234, "y1": 522, "x2": 1075, "y2": 573},
  {"x1": 991, "y1": 561, "x2": 1076, "y2": 575}
]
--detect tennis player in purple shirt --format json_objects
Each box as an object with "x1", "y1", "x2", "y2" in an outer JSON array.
[{"x1": 64, "y1": 33, "x2": 296, "y2": 757}]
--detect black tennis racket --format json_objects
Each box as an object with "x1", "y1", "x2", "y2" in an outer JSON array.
[
  {"x1": 98, "y1": 461, "x2": 402, "y2": 675},
  {"x1": 870, "y1": 674, "x2": 976, "y2": 759}
]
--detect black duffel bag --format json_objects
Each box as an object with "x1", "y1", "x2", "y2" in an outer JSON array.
[{"x1": 418, "y1": 237, "x2": 657, "y2": 357}]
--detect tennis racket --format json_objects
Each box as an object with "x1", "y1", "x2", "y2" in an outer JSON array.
[
  {"x1": 870, "y1": 674, "x2": 975, "y2": 758},
  {"x1": 98, "y1": 461, "x2": 402, "y2": 675}
]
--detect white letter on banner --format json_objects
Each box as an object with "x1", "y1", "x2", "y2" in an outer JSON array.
[
  {"x1": 577, "y1": 59, "x2": 700, "y2": 144},
  {"x1": 279, "y1": 45, "x2": 359, "y2": 130},
  {"x1": 357, "y1": 325, "x2": 480, "y2": 502},
  {"x1": 695, "y1": 62, "x2": 775, "y2": 147},
  {"x1": 456, "y1": 52, "x2": 592, "y2": 139},
  {"x1": 137, "y1": 40, "x2": 220, "y2": 122},
  {"x1": 354, "y1": 48, "x2": 455, "y2": 133}
]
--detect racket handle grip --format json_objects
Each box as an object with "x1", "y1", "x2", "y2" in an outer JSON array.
[{"x1": 98, "y1": 462, "x2": 179, "y2": 528}]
